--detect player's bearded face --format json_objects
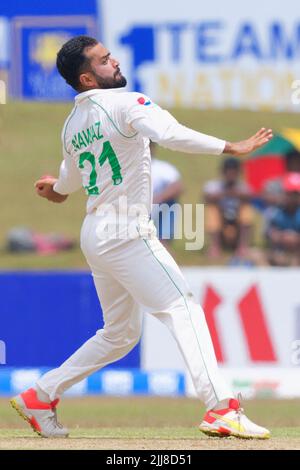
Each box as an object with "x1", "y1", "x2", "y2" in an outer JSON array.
[
  {"x1": 91, "y1": 67, "x2": 127, "y2": 89},
  {"x1": 84, "y1": 44, "x2": 127, "y2": 89}
]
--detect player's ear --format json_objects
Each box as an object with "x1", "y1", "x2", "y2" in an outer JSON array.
[{"x1": 79, "y1": 72, "x2": 96, "y2": 89}]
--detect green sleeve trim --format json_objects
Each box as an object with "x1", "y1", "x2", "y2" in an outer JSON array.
[{"x1": 88, "y1": 97, "x2": 138, "y2": 139}]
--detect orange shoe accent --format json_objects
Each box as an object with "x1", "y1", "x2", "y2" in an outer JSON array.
[
  {"x1": 10, "y1": 398, "x2": 42, "y2": 437},
  {"x1": 218, "y1": 426, "x2": 231, "y2": 435},
  {"x1": 21, "y1": 388, "x2": 59, "y2": 410},
  {"x1": 51, "y1": 398, "x2": 59, "y2": 409},
  {"x1": 203, "y1": 399, "x2": 240, "y2": 424},
  {"x1": 29, "y1": 416, "x2": 42, "y2": 433}
]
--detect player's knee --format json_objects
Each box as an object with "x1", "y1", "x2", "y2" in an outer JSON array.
[
  {"x1": 127, "y1": 320, "x2": 143, "y2": 343},
  {"x1": 99, "y1": 322, "x2": 142, "y2": 347}
]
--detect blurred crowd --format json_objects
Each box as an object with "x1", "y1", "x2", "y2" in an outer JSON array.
[{"x1": 151, "y1": 144, "x2": 300, "y2": 267}]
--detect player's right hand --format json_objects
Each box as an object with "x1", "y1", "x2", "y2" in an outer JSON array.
[
  {"x1": 224, "y1": 128, "x2": 273, "y2": 156},
  {"x1": 34, "y1": 175, "x2": 68, "y2": 203}
]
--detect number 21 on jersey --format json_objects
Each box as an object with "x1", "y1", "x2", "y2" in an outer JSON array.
[{"x1": 79, "y1": 141, "x2": 123, "y2": 195}]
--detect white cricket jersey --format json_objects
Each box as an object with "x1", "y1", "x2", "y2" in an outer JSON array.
[{"x1": 54, "y1": 88, "x2": 225, "y2": 215}]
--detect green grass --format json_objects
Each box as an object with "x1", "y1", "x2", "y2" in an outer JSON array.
[
  {"x1": 1, "y1": 101, "x2": 300, "y2": 268},
  {"x1": 1, "y1": 427, "x2": 300, "y2": 439},
  {"x1": 1, "y1": 396, "x2": 300, "y2": 429},
  {"x1": 0, "y1": 397, "x2": 299, "y2": 449}
]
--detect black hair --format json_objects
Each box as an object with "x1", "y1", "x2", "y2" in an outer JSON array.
[
  {"x1": 286, "y1": 150, "x2": 300, "y2": 162},
  {"x1": 56, "y1": 36, "x2": 98, "y2": 90},
  {"x1": 222, "y1": 157, "x2": 241, "y2": 172}
]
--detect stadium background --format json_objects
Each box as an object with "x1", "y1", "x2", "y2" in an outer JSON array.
[{"x1": 0, "y1": 0, "x2": 300, "y2": 411}]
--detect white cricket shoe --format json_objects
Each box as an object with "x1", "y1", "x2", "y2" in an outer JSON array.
[
  {"x1": 199, "y1": 398, "x2": 270, "y2": 439},
  {"x1": 10, "y1": 387, "x2": 69, "y2": 438}
]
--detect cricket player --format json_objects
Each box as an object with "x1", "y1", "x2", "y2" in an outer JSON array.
[{"x1": 11, "y1": 36, "x2": 273, "y2": 439}]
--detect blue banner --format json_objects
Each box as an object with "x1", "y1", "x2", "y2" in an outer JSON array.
[
  {"x1": 1, "y1": 0, "x2": 99, "y2": 99},
  {"x1": 0, "y1": 0, "x2": 97, "y2": 17},
  {"x1": 0, "y1": 272, "x2": 140, "y2": 368},
  {"x1": 11, "y1": 16, "x2": 97, "y2": 100},
  {"x1": 0, "y1": 367, "x2": 185, "y2": 397}
]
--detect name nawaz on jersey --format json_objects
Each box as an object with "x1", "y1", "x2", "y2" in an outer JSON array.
[{"x1": 71, "y1": 121, "x2": 103, "y2": 152}]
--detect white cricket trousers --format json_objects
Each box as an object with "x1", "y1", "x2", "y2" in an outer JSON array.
[{"x1": 37, "y1": 213, "x2": 233, "y2": 409}]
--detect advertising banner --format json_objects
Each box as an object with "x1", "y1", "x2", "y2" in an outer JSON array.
[
  {"x1": 10, "y1": 16, "x2": 97, "y2": 100},
  {"x1": 142, "y1": 267, "x2": 300, "y2": 370},
  {"x1": 100, "y1": 0, "x2": 300, "y2": 111},
  {"x1": 0, "y1": 272, "x2": 140, "y2": 368}
]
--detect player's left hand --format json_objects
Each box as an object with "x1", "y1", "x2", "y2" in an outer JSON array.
[
  {"x1": 224, "y1": 128, "x2": 273, "y2": 156},
  {"x1": 34, "y1": 175, "x2": 68, "y2": 203}
]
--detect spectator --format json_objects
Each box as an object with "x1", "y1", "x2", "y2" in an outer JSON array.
[
  {"x1": 263, "y1": 150, "x2": 300, "y2": 207},
  {"x1": 151, "y1": 143, "x2": 183, "y2": 247},
  {"x1": 262, "y1": 150, "x2": 300, "y2": 236},
  {"x1": 267, "y1": 173, "x2": 300, "y2": 266},
  {"x1": 203, "y1": 157, "x2": 254, "y2": 258}
]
